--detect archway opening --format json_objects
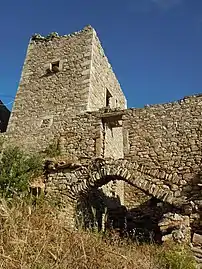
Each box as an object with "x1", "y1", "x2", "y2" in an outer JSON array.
[{"x1": 75, "y1": 175, "x2": 176, "y2": 244}]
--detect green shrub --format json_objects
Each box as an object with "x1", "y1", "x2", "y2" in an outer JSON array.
[
  {"x1": 158, "y1": 243, "x2": 196, "y2": 269},
  {"x1": 0, "y1": 147, "x2": 43, "y2": 198}
]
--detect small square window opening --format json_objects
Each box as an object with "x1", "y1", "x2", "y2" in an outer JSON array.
[
  {"x1": 45, "y1": 60, "x2": 61, "y2": 74},
  {"x1": 40, "y1": 117, "x2": 53, "y2": 128},
  {"x1": 51, "y1": 61, "x2": 60, "y2": 72}
]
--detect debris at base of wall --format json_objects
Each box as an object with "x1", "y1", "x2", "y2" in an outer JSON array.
[
  {"x1": 192, "y1": 233, "x2": 202, "y2": 267},
  {"x1": 158, "y1": 212, "x2": 191, "y2": 243}
]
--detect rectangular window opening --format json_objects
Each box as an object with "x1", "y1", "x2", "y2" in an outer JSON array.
[
  {"x1": 46, "y1": 60, "x2": 61, "y2": 74},
  {"x1": 106, "y1": 89, "x2": 112, "y2": 107},
  {"x1": 51, "y1": 61, "x2": 60, "y2": 72}
]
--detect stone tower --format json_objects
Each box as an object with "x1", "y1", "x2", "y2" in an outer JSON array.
[{"x1": 6, "y1": 25, "x2": 127, "y2": 152}]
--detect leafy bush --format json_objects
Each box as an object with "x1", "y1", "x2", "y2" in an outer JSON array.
[
  {"x1": 0, "y1": 147, "x2": 43, "y2": 198},
  {"x1": 158, "y1": 243, "x2": 196, "y2": 269}
]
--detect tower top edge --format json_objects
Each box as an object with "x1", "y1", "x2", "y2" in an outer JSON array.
[{"x1": 30, "y1": 25, "x2": 95, "y2": 43}]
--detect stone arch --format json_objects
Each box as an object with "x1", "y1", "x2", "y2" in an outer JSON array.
[
  {"x1": 66, "y1": 158, "x2": 184, "y2": 208},
  {"x1": 68, "y1": 158, "x2": 182, "y2": 242},
  {"x1": 45, "y1": 158, "x2": 194, "y2": 243}
]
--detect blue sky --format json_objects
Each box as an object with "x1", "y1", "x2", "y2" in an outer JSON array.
[{"x1": 1, "y1": 0, "x2": 202, "y2": 110}]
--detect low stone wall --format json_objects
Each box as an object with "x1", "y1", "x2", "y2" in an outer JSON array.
[{"x1": 159, "y1": 212, "x2": 191, "y2": 243}]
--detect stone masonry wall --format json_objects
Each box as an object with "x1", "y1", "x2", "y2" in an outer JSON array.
[
  {"x1": 7, "y1": 25, "x2": 126, "y2": 153},
  {"x1": 122, "y1": 95, "x2": 202, "y2": 208},
  {"x1": 58, "y1": 111, "x2": 125, "y2": 204},
  {"x1": 58, "y1": 110, "x2": 126, "y2": 162},
  {"x1": 58, "y1": 113, "x2": 101, "y2": 161},
  {"x1": 7, "y1": 26, "x2": 95, "y2": 152},
  {"x1": 124, "y1": 184, "x2": 151, "y2": 209},
  {"x1": 104, "y1": 123, "x2": 124, "y2": 159},
  {"x1": 88, "y1": 30, "x2": 127, "y2": 111},
  {"x1": 46, "y1": 95, "x2": 202, "y2": 210}
]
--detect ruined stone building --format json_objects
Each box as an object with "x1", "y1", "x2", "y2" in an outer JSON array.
[
  {"x1": 0, "y1": 100, "x2": 10, "y2": 133},
  {"x1": 2, "y1": 25, "x2": 202, "y2": 251}
]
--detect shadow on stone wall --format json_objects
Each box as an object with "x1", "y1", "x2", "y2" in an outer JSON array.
[
  {"x1": 75, "y1": 187, "x2": 178, "y2": 244},
  {"x1": 75, "y1": 188, "x2": 122, "y2": 232},
  {"x1": 126, "y1": 198, "x2": 175, "y2": 243}
]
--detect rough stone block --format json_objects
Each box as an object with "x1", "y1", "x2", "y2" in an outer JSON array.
[{"x1": 193, "y1": 234, "x2": 202, "y2": 246}]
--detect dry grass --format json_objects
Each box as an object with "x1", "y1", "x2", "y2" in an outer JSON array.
[{"x1": 0, "y1": 198, "x2": 196, "y2": 269}]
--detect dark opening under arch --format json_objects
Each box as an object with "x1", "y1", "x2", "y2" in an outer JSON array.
[{"x1": 75, "y1": 174, "x2": 176, "y2": 243}]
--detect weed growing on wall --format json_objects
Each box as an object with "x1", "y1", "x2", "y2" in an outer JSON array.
[{"x1": 42, "y1": 139, "x2": 61, "y2": 158}]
